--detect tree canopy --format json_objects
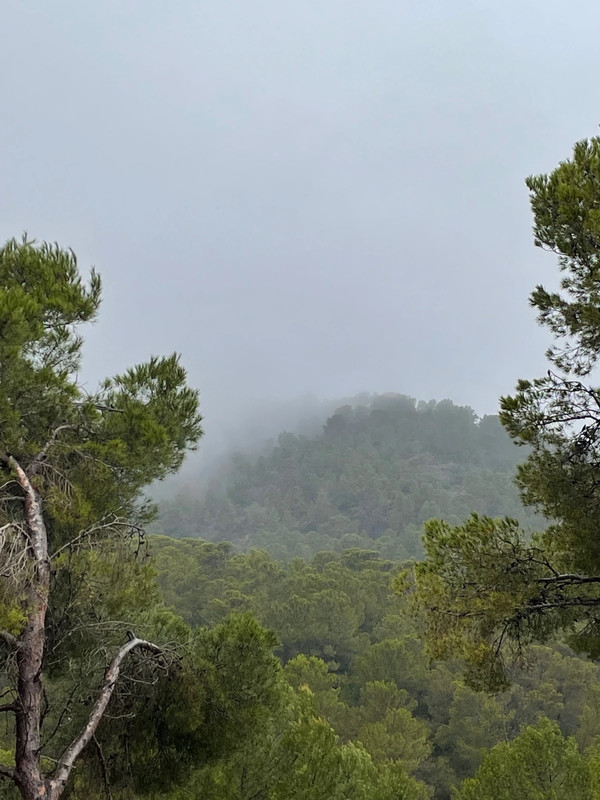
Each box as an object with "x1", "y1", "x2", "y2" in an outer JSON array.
[
  {"x1": 0, "y1": 237, "x2": 436, "y2": 800},
  {"x1": 151, "y1": 537, "x2": 600, "y2": 799}
]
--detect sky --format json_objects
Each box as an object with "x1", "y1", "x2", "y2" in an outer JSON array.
[{"x1": 2, "y1": 0, "x2": 599, "y2": 463}]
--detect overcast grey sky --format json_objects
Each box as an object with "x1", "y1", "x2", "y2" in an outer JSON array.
[{"x1": 2, "y1": 1, "x2": 599, "y2": 456}]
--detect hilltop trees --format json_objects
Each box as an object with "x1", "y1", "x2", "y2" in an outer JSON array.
[
  {"x1": 0, "y1": 237, "x2": 203, "y2": 799},
  {"x1": 415, "y1": 136, "x2": 600, "y2": 686},
  {"x1": 454, "y1": 719, "x2": 593, "y2": 800},
  {"x1": 156, "y1": 396, "x2": 539, "y2": 561}
]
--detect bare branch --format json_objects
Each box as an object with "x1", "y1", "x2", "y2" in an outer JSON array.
[
  {"x1": 50, "y1": 515, "x2": 146, "y2": 560},
  {"x1": 49, "y1": 636, "x2": 164, "y2": 796},
  {"x1": 536, "y1": 573, "x2": 600, "y2": 585},
  {"x1": 0, "y1": 521, "x2": 30, "y2": 589},
  {"x1": 0, "y1": 702, "x2": 15, "y2": 714},
  {"x1": 525, "y1": 597, "x2": 600, "y2": 611},
  {"x1": 29, "y1": 425, "x2": 77, "y2": 477},
  {"x1": 43, "y1": 682, "x2": 82, "y2": 748},
  {"x1": 74, "y1": 402, "x2": 124, "y2": 414},
  {"x1": 33, "y1": 462, "x2": 76, "y2": 504}
]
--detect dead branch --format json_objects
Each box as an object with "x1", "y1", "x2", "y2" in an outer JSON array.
[
  {"x1": 43, "y1": 682, "x2": 82, "y2": 748},
  {"x1": 0, "y1": 521, "x2": 30, "y2": 585},
  {"x1": 74, "y1": 402, "x2": 124, "y2": 414},
  {"x1": 29, "y1": 425, "x2": 77, "y2": 477},
  {"x1": 536, "y1": 573, "x2": 600, "y2": 585},
  {"x1": 49, "y1": 636, "x2": 164, "y2": 798},
  {"x1": 50, "y1": 514, "x2": 145, "y2": 560}
]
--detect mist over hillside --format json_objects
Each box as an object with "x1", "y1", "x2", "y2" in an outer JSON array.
[
  {"x1": 155, "y1": 393, "x2": 542, "y2": 559},
  {"x1": 152, "y1": 393, "x2": 342, "y2": 500},
  {"x1": 156, "y1": 391, "x2": 426, "y2": 497}
]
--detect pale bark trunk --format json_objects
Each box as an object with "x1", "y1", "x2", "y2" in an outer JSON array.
[
  {"x1": 8, "y1": 456, "x2": 51, "y2": 800},
  {"x1": 3, "y1": 454, "x2": 163, "y2": 800}
]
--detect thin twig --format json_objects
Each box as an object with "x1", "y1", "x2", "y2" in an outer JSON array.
[{"x1": 92, "y1": 735, "x2": 113, "y2": 800}]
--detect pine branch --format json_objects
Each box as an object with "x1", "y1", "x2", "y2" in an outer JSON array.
[{"x1": 536, "y1": 573, "x2": 600, "y2": 586}]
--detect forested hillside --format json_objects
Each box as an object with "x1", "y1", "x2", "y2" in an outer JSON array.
[{"x1": 156, "y1": 395, "x2": 542, "y2": 559}]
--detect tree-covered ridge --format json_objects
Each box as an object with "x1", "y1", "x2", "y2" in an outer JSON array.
[
  {"x1": 157, "y1": 396, "x2": 542, "y2": 559},
  {"x1": 151, "y1": 537, "x2": 600, "y2": 800}
]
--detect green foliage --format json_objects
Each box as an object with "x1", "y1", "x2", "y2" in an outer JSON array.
[
  {"x1": 353, "y1": 637, "x2": 429, "y2": 699},
  {"x1": 0, "y1": 237, "x2": 202, "y2": 522},
  {"x1": 284, "y1": 655, "x2": 347, "y2": 728},
  {"x1": 413, "y1": 514, "x2": 578, "y2": 689},
  {"x1": 90, "y1": 613, "x2": 283, "y2": 795},
  {"x1": 153, "y1": 538, "x2": 600, "y2": 799},
  {"x1": 156, "y1": 646, "x2": 430, "y2": 800},
  {"x1": 525, "y1": 138, "x2": 600, "y2": 376},
  {"x1": 0, "y1": 237, "x2": 100, "y2": 452},
  {"x1": 152, "y1": 539, "x2": 400, "y2": 670},
  {"x1": 357, "y1": 705, "x2": 430, "y2": 770},
  {"x1": 453, "y1": 718, "x2": 593, "y2": 800}
]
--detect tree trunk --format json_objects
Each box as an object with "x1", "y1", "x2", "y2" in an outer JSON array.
[{"x1": 8, "y1": 456, "x2": 51, "y2": 800}]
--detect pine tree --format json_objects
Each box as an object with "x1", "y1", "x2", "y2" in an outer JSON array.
[
  {"x1": 414, "y1": 136, "x2": 600, "y2": 687},
  {"x1": 0, "y1": 237, "x2": 202, "y2": 799}
]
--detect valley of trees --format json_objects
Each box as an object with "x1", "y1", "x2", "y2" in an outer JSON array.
[
  {"x1": 151, "y1": 538, "x2": 600, "y2": 799},
  {"x1": 4, "y1": 136, "x2": 600, "y2": 799}
]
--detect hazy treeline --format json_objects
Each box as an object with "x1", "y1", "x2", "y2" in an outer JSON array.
[{"x1": 155, "y1": 395, "x2": 542, "y2": 560}]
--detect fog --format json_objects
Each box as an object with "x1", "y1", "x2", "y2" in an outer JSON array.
[{"x1": 2, "y1": 1, "x2": 598, "y2": 470}]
